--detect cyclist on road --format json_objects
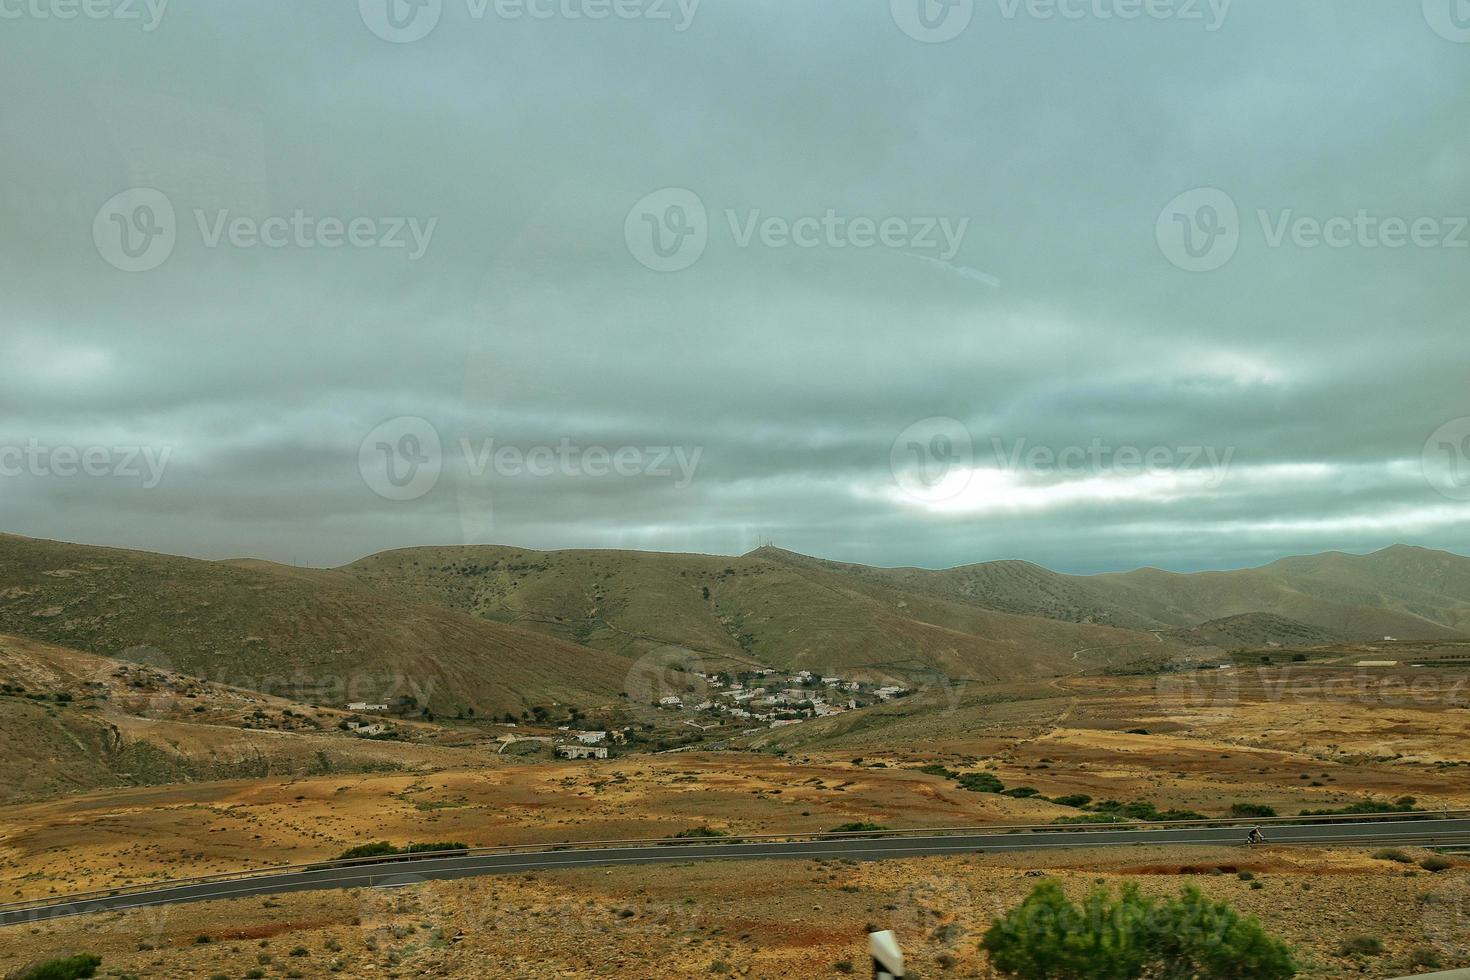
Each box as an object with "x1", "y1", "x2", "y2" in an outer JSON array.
[{"x1": 1247, "y1": 827, "x2": 1266, "y2": 845}]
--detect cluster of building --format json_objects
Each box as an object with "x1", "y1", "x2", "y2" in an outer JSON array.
[
  {"x1": 654, "y1": 668, "x2": 909, "y2": 729},
  {"x1": 553, "y1": 728, "x2": 622, "y2": 759}
]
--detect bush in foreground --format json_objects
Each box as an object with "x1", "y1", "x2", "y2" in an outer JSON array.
[
  {"x1": 824, "y1": 822, "x2": 887, "y2": 838},
  {"x1": 1372, "y1": 848, "x2": 1413, "y2": 864},
  {"x1": 666, "y1": 827, "x2": 730, "y2": 840},
  {"x1": 981, "y1": 880, "x2": 1296, "y2": 979},
  {"x1": 1335, "y1": 935, "x2": 1382, "y2": 957},
  {"x1": 337, "y1": 841, "x2": 468, "y2": 860},
  {"x1": 1228, "y1": 803, "x2": 1277, "y2": 818},
  {"x1": 18, "y1": 954, "x2": 102, "y2": 980}
]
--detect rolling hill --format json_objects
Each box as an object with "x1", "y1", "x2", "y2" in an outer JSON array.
[
  {"x1": 0, "y1": 632, "x2": 475, "y2": 803},
  {"x1": 0, "y1": 533, "x2": 628, "y2": 717},
  {"x1": 5, "y1": 533, "x2": 1467, "y2": 727},
  {"x1": 337, "y1": 544, "x2": 1179, "y2": 683},
  {"x1": 1089, "y1": 545, "x2": 1470, "y2": 639},
  {"x1": 335, "y1": 543, "x2": 1470, "y2": 674}
]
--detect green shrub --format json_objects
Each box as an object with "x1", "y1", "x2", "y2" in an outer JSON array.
[
  {"x1": 1051, "y1": 813, "x2": 1128, "y2": 825},
  {"x1": 1050, "y1": 794, "x2": 1092, "y2": 808},
  {"x1": 1090, "y1": 800, "x2": 1206, "y2": 822},
  {"x1": 914, "y1": 764, "x2": 958, "y2": 779},
  {"x1": 18, "y1": 955, "x2": 103, "y2": 980},
  {"x1": 1229, "y1": 803, "x2": 1277, "y2": 818},
  {"x1": 955, "y1": 772, "x2": 1005, "y2": 794},
  {"x1": 1419, "y1": 856, "x2": 1453, "y2": 872},
  {"x1": 667, "y1": 827, "x2": 729, "y2": 840},
  {"x1": 1004, "y1": 787, "x2": 1040, "y2": 799},
  {"x1": 1372, "y1": 848, "x2": 1413, "y2": 864},
  {"x1": 1299, "y1": 800, "x2": 1423, "y2": 817},
  {"x1": 1407, "y1": 946, "x2": 1444, "y2": 969},
  {"x1": 338, "y1": 841, "x2": 468, "y2": 860},
  {"x1": 1335, "y1": 935, "x2": 1382, "y2": 957},
  {"x1": 827, "y1": 822, "x2": 886, "y2": 836},
  {"x1": 981, "y1": 881, "x2": 1296, "y2": 979},
  {"x1": 402, "y1": 841, "x2": 468, "y2": 854}
]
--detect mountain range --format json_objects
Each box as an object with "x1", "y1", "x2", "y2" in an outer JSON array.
[{"x1": 1, "y1": 533, "x2": 1467, "y2": 715}]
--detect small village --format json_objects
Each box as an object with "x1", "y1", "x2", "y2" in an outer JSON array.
[
  {"x1": 335, "y1": 667, "x2": 912, "y2": 760},
  {"x1": 651, "y1": 666, "x2": 911, "y2": 729}
]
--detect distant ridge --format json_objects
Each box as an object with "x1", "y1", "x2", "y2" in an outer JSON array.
[{"x1": 4, "y1": 533, "x2": 1467, "y2": 713}]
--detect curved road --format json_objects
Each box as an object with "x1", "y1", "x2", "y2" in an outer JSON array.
[{"x1": 3, "y1": 818, "x2": 1467, "y2": 928}]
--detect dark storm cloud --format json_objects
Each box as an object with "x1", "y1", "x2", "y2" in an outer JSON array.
[{"x1": 2, "y1": 0, "x2": 1468, "y2": 572}]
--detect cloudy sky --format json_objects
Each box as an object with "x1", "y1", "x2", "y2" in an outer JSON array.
[{"x1": 3, "y1": 0, "x2": 1469, "y2": 574}]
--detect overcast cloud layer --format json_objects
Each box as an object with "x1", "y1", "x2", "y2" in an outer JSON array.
[{"x1": 3, "y1": 1, "x2": 1469, "y2": 574}]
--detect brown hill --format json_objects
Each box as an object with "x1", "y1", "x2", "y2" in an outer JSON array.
[
  {"x1": 1162, "y1": 613, "x2": 1345, "y2": 649},
  {"x1": 1090, "y1": 545, "x2": 1470, "y2": 639},
  {"x1": 338, "y1": 545, "x2": 1179, "y2": 684},
  {"x1": 335, "y1": 543, "x2": 1470, "y2": 684},
  {"x1": 0, "y1": 632, "x2": 472, "y2": 803},
  {"x1": 0, "y1": 533, "x2": 628, "y2": 717}
]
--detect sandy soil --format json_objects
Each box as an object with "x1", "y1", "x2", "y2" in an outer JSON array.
[{"x1": 1, "y1": 847, "x2": 1465, "y2": 979}]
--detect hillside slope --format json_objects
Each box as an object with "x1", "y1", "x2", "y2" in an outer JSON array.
[
  {"x1": 339, "y1": 545, "x2": 1180, "y2": 683},
  {"x1": 337, "y1": 543, "x2": 1470, "y2": 679},
  {"x1": 1090, "y1": 545, "x2": 1470, "y2": 639},
  {"x1": 0, "y1": 633, "x2": 475, "y2": 803},
  {"x1": 1162, "y1": 613, "x2": 1345, "y2": 649},
  {"x1": 0, "y1": 534, "x2": 628, "y2": 716}
]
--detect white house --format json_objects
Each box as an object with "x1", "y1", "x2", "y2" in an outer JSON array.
[
  {"x1": 576, "y1": 731, "x2": 608, "y2": 745},
  {"x1": 658, "y1": 695, "x2": 683, "y2": 708},
  {"x1": 346, "y1": 702, "x2": 388, "y2": 712},
  {"x1": 557, "y1": 744, "x2": 608, "y2": 760}
]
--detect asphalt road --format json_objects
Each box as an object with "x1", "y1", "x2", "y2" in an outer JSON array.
[{"x1": 4, "y1": 818, "x2": 1467, "y2": 927}]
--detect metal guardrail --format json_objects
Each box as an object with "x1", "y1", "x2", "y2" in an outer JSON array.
[{"x1": 1, "y1": 808, "x2": 1465, "y2": 918}]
